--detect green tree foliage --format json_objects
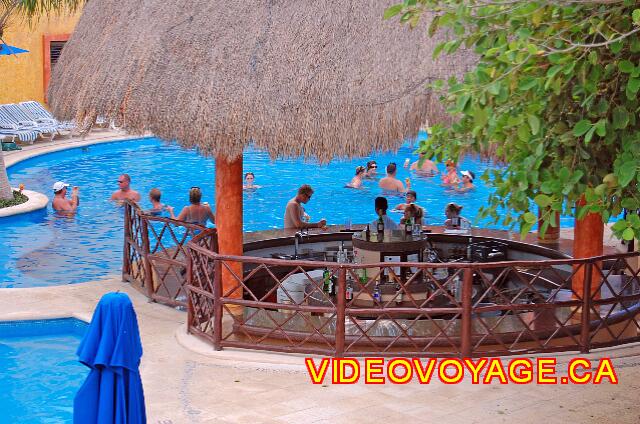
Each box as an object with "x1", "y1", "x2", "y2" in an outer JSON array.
[
  {"x1": 386, "y1": 0, "x2": 640, "y2": 240},
  {"x1": 1, "y1": 0, "x2": 84, "y2": 37}
]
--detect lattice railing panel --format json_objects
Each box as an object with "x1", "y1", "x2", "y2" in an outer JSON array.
[{"x1": 180, "y1": 238, "x2": 640, "y2": 357}]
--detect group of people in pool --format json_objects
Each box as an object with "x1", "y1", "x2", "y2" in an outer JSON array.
[
  {"x1": 50, "y1": 152, "x2": 474, "y2": 230},
  {"x1": 51, "y1": 173, "x2": 216, "y2": 227},
  {"x1": 283, "y1": 183, "x2": 469, "y2": 231},
  {"x1": 346, "y1": 154, "x2": 476, "y2": 193}
]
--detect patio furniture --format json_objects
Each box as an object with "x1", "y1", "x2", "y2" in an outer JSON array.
[
  {"x1": 19, "y1": 101, "x2": 76, "y2": 133},
  {"x1": 0, "y1": 123, "x2": 40, "y2": 144},
  {"x1": 0, "y1": 104, "x2": 57, "y2": 141}
]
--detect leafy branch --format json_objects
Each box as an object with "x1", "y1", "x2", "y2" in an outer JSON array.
[{"x1": 386, "y1": 0, "x2": 640, "y2": 240}]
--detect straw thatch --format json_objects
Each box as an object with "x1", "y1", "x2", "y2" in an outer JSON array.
[{"x1": 49, "y1": 0, "x2": 474, "y2": 162}]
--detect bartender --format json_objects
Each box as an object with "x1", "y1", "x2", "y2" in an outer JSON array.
[{"x1": 284, "y1": 184, "x2": 327, "y2": 230}]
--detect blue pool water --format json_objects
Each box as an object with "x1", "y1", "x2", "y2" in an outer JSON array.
[
  {"x1": 0, "y1": 318, "x2": 88, "y2": 423},
  {"x1": 2, "y1": 135, "x2": 533, "y2": 287}
]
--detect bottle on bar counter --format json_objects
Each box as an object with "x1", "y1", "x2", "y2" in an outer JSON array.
[
  {"x1": 357, "y1": 256, "x2": 368, "y2": 283},
  {"x1": 365, "y1": 224, "x2": 371, "y2": 241},
  {"x1": 373, "y1": 282, "x2": 381, "y2": 303},
  {"x1": 404, "y1": 217, "x2": 413, "y2": 236},
  {"x1": 346, "y1": 282, "x2": 353, "y2": 301},
  {"x1": 412, "y1": 221, "x2": 421, "y2": 237},
  {"x1": 395, "y1": 283, "x2": 403, "y2": 303},
  {"x1": 376, "y1": 214, "x2": 385, "y2": 241},
  {"x1": 323, "y1": 269, "x2": 331, "y2": 293}
]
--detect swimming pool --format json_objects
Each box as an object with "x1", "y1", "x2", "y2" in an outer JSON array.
[
  {"x1": 0, "y1": 318, "x2": 88, "y2": 423},
  {"x1": 3, "y1": 136, "x2": 519, "y2": 287}
]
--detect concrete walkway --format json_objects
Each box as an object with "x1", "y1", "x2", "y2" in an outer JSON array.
[
  {"x1": 3, "y1": 128, "x2": 142, "y2": 168},
  {"x1": 1, "y1": 277, "x2": 638, "y2": 424}
]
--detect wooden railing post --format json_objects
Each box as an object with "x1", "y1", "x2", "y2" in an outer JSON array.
[
  {"x1": 185, "y1": 247, "x2": 194, "y2": 335},
  {"x1": 335, "y1": 267, "x2": 346, "y2": 357},
  {"x1": 213, "y1": 258, "x2": 223, "y2": 351},
  {"x1": 460, "y1": 267, "x2": 474, "y2": 358},
  {"x1": 580, "y1": 262, "x2": 593, "y2": 354},
  {"x1": 122, "y1": 202, "x2": 132, "y2": 279},
  {"x1": 140, "y1": 217, "x2": 154, "y2": 300}
]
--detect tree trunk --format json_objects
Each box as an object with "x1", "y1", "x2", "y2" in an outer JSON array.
[{"x1": 0, "y1": 150, "x2": 13, "y2": 201}]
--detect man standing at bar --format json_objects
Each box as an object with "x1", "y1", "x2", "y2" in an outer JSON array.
[{"x1": 284, "y1": 184, "x2": 327, "y2": 230}]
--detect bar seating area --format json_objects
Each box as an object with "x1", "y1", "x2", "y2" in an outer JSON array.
[{"x1": 122, "y1": 203, "x2": 640, "y2": 358}]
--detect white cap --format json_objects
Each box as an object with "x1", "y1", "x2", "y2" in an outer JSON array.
[
  {"x1": 461, "y1": 170, "x2": 475, "y2": 181},
  {"x1": 52, "y1": 181, "x2": 69, "y2": 192}
]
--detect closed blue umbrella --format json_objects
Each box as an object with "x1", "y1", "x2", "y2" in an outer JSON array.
[
  {"x1": 0, "y1": 43, "x2": 29, "y2": 56},
  {"x1": 74, "y1": 292, "x2": 146, "y2": 424}
]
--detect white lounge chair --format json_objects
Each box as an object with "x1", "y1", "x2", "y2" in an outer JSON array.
[
  {"x1": 0, "y1": 104, "x2": 57, "y2": 141},
  {"x1": 0, "y1": 124, "x2": 40, "y2": 144},
  {"x1": 19, "y1": 101, "x2": 76, "y2": 133}
]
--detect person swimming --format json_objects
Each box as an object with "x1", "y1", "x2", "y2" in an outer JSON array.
[
  {"x1": 144, "y1": 188, "x2": 171, "y2": 216},
  {"x1": 409, "y1": 152, "x2": 439, "y2": 175},
  {"x1": 455, "y1": 170, "x2": 476, "y2": 192},
  {"x1": 394, "y1": 190, "x2": 418, "y2": 211},
  {"x1": 441, "y1": 160, "x2": 460, "y2": 187},
  {"x1": 168, "y1": 187, "x2": 215, "y2": 226},
  {"x1": 346, "y1": 166, "x2": 366, "y2": 189},
  {"x1": 364, "y1": 160, "x2": 378, "y2": 179},
  {"x1": 243, "y1": 172, "x2": 262, "y2": 190}
]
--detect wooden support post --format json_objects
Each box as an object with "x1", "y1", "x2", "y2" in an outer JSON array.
[
  {"x1": 335, "y1": 267, "x2": 346, "y2": 357},
  {"x1": 141, "y1": 217, "x2": 154, "y2": 301},
  {"x1": 460, "y1": 268, "x2": 473, "y2": 358},
  {"x1": 580, "y1": 263, "x2": 593, "y2": 353},
  {"x1": 572, "y1": 197, "x2": 603, "y2": 300},
  {"x1": 123, "y1": 202, "x2": 132, "y2": 279},
  {"x1": 213, "y1": 259, "x2": 223, "y2": 351},
  {"x1": 215, "y1": 155, "x2": 244, "y2": 300}
]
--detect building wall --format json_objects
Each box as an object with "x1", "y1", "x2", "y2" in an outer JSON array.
[{"x1": 0, "y1": 12, "x2": 81, "y2": 105}]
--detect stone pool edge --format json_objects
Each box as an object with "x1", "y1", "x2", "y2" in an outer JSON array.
[{"x1": 0, "y1": 189, "x2": 48, "y2": 218}]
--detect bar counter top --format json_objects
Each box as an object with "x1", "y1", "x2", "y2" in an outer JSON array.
[{"x1": 241, "y1": 224, "x2": 619, "y2": 258}]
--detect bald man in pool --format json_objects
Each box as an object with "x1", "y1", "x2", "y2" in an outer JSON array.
[{"x1": 110, "y1": 173, "x2": 141, "y2": 203}]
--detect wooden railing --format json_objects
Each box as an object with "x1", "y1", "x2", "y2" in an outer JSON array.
[
  {"x1": 121, "y1": 205, "x2": 640, "y2": 357},
  {"x1": 185, "y1": 234, "x2": 640, "y2": 357},
  {"x1": 123, "y1": 201, "x2": 217, "y2": 308}
]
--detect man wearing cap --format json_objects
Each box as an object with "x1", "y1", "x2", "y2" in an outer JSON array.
[
  {"x1": 456, "y1": 170, "x2": 476, "y2": 192},
  {"x1": 52, "y1": 181, "x2": 79, "y2": 212},
  {"x1": 110, "y1": 173, "x2": 141, "y2": 202}
]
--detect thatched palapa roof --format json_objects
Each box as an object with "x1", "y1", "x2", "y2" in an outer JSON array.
[{"x1": 49, "y1": 0, "x2": 473, "y2": 162}]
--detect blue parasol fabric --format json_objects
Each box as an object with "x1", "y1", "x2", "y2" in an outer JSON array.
[
  {"x1": 0, "y1": 43, "x2": 29, "y2": 56},
  {"x1": 74, "y1": 292, "x2": 146, "y2": 424}
]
